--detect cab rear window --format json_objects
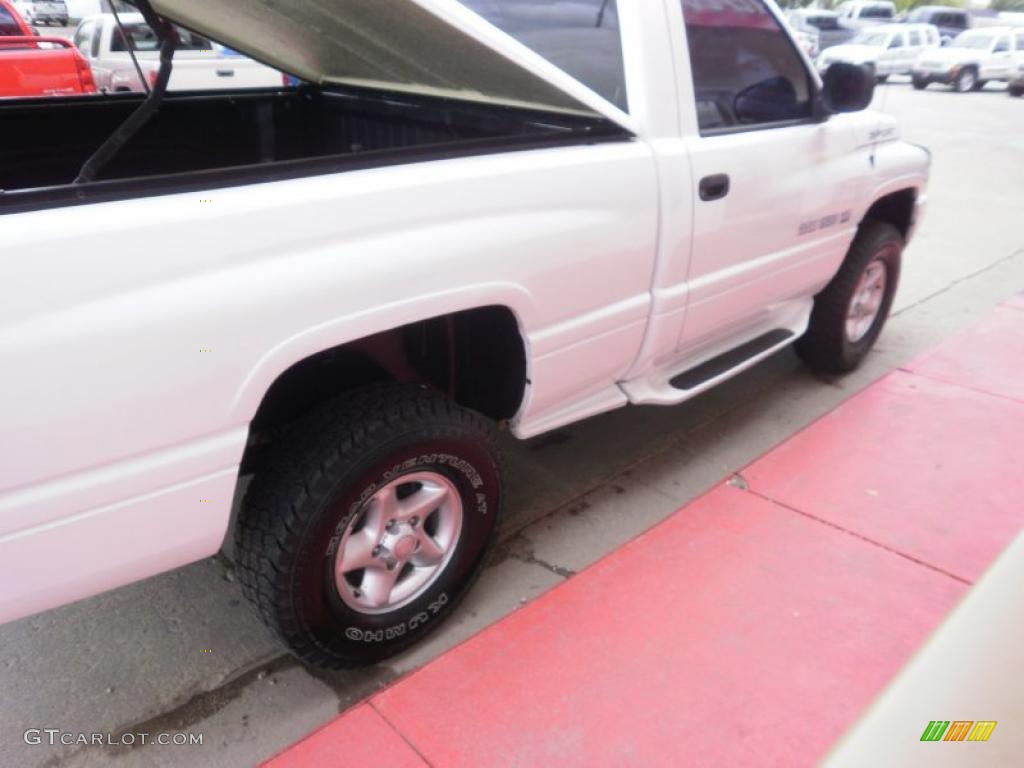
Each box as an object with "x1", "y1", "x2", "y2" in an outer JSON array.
[
  {"x1": 1, "y1": 7, "x2": 23, "y2": 35},
  {"x1": 457, "y1": 0, "x2": 628, "y2": 112}
]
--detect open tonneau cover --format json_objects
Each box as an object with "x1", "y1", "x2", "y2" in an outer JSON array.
[{"x1": 148, "y1": 0, "x2": 633, "y2": 129}]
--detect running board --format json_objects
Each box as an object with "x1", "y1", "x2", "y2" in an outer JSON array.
[
  {"x1": 620, "y1": 328, "x2": 798, "y2": 407},
  {"x1": 669, "y1": 330, "x2": 794, "y2": 390}
]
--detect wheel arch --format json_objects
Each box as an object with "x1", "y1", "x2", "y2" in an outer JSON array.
[
  {"x1": 237, "y1": 303, "x2": 530, "y2": 467},
  {"x1": 861, "y1": 186, "x2": 918, "y2": 241}
]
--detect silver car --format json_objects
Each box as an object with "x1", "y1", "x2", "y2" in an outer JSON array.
[{"x1": 12, "y1": 0, "x2": 67, "y2": 26}]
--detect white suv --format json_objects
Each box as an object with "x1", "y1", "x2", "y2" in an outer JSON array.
[
  {"x1": 913, "y1": 27, "x2": 1024, "y2": 92},
  {"x1": 818, "y1": 23, "x2": 941, "y2": 82}
]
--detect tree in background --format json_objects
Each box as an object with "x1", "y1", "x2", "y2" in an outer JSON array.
[{"x1": 990, "y1": 0, "x2": 1024, "y2": 10}]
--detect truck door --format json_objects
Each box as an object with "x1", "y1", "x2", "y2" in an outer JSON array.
[
  {"x1": 982, "y1": 33, "x2": 1014, "y2": 81},
  {"x1": 675, "y1": 0, "x2": 861, "y2": 353},
  {"x1": 880, "y1": 30, "x2": 904, "y2": 75}
]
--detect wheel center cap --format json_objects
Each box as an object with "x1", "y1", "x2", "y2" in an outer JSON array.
[{"x1": 393, "y1": 535, "x2": 418, "y2": 560}]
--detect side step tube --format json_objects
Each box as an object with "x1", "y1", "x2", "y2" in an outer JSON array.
[
  {"x1": 670, "y1": 330, "x2": 794, "y2": 390},
  {"x1": 621, "y1": 328, "x2": 798, "y2": 407}
]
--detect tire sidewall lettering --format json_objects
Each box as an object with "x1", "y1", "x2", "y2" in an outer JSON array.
[{"x1": 343, "y1": 593, "x2": 449, "y2": 643}]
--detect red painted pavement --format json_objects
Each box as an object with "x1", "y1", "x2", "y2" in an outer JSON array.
[
  {"x1": 744, "y1": 369, "x2": 1024, "y2": 583},
  {"x1": 264, "y1": 704, "x2": 427, "y2": 767},
  {"x1": 265, "y1": 296, "x2": 1024, "y2": 768},
  {"x1": 903, "y1": 303, "x2": 1024, "y2": 405}
]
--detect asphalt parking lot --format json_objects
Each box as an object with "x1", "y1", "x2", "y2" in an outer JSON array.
[{"x1": 2, "y1": 81, "x2": 1023, "y2": 768}]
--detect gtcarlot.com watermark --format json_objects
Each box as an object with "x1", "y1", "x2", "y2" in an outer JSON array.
[{"x1": 24, "y1": 729, "x2": 203, "y2": 747}]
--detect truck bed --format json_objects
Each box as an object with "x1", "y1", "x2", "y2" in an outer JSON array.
[
  {"x1": 0, "y1": 86, "x2": 626, "y2": 212},
  {"x1": 0, "y1": 37, "x2": 93, "y2": 98}
]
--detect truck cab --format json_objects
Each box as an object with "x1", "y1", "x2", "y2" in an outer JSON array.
[{"x1": 905, "y1": 5, "x2": 971, "y2": 46}]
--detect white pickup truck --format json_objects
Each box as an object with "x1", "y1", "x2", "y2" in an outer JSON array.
[
  {"x1": 0, "y1": 0, "x2": 929, "y2": 668},
  {"x1": 71, "y1": 12, "x2": 281, "y2": 93}
]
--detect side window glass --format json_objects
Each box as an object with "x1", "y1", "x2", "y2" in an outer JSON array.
[
  {"x1": 993, "y1": 36, "x2": 1010, "y2": 53},
  {"x1": 0, "y1": 7, "x2": 21, "y2": 36},
  {"x1": 457, "y1": 0, "x2": 628, "y2": 112},
  {"x1": 908, "y1": 31, "x2": 921, "y2": 47},
  {"x1": 1016, "y1": 32, "x2": 1024, "y2": 50},
  {"x1": 682, "y1": 0, "x2": 813, "y2": 133},
  {"x1": 889, "y1": 34, "x2": 903, "y2": 49}
]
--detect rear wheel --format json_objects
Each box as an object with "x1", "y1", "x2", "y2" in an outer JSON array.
[
  {"x1": 1009, "y1": 85, "x2": 1023, "y2": 98},
  {"x1": 796, "y1": 221, "x2": 902, "y2": 374},
  {"x1": 235, "y1": 384, "x2": 503, "y2": 668},
  {"x1": 876, "y1": 74, "x2": 889, "y2": 84},
  {"x1": 912, "y1": 76, "x2": 928, "y2": 90}
]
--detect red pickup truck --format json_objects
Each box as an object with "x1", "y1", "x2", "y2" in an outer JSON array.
[{"x1": 0, "y1": 0, "x2": 95, "y2": 97}]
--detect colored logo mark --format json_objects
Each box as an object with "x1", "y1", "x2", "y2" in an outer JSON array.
[{"x1": 921, "y1": 721, "x2": 997, "y2": 742}]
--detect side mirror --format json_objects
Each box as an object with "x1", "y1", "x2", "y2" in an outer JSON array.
[{"x1": 822, "y1": 61, "x2": 875, "y2": 113}]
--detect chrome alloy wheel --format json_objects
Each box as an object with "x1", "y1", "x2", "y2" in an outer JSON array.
[
  {"x1": 334, "y1": 472, "x2": 463, "y2": 615},
  {"x1": 957, "y1": 68, "x2": 976, "y2": 92},
  {"x1": 845, "y1": 259, "x2": 887, "y2": 343}
]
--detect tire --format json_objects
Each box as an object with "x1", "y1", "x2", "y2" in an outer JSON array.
[
  {"x1": 1010, "y1": 85, "x2": 1024, "y2": 98},
  {"x1": 235, "y1": 384, "x2": 503, "y2": 668},
  {"x1": 954, "y1": 67, "x2": 977, "y2": 93},
  {"x1": 796, "y1": 221, "x2": 902, "y2": 374},
  {"x1": 912, "y1": 76, "x2": 927, "y2": 90},
  {"x1": 876, "y1": 74, "x2": 889, "y2": 84}
]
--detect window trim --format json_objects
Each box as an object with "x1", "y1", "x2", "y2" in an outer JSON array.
[{"x1": 701, "y1": 115, "x2": 822, "y2": 138}]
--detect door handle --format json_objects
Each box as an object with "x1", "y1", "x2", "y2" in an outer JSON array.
[{"x1": 699, "y1": 173, "x2": 730, "y2": 202}]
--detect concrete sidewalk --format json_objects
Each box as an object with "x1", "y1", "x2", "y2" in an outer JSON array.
[{"x1": 266, "y1": 296, "x2": 1024, "y2": 767}]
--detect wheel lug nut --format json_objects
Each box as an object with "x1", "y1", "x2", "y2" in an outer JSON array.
[
  {"x1": 386, "y1": 562, "x2": 396, "y2": 571},
  {"x1": 372, "y1": 546, "x2": 382, "y2": 557},
  {"x1": 353, "y1": 589, "x2": 361, "y2": 598},
  {"x1": 409, "y1": 517, "x2": 419, "y2": 527}
]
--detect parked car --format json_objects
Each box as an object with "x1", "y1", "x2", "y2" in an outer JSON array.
[
  {"x1": 1008, "y1": 56, "x2": 1024, "y2": 96},
  {"x1": 10, "y1": 0, "x2": 65, "y2": 27},
  {"x1": 905, "y1": 6, "x2": 970, "y2": 45},
  {"x1": 72, "y1": 13, "x2": 282, "y2": 92},
  {"x1": 836, "y1": 1, "x2": 896, "y2": 30},
  {"x1": 818, "y1": 23, "x2": 940, "y2": 81},
  {"x1": 788, "y1": 9, "x2": 857, "y2": 52},
  {"x1": 0, "y1": 0, "x2": 95, "y2": 97},
  {"x1": 912, "y1": 26, "x2": 1024, "y2": 91},
  {"x1": 0, "y1": 0, "x2": 929, "y2": 668}
]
